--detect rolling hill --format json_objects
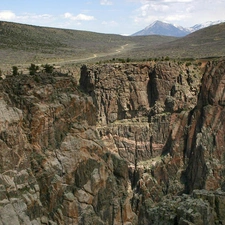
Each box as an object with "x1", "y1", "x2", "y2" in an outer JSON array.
[
  {"x1": 0, "y1": 21, "x2": 177, "y2": 66},
  {"x1": 0, "y1": 21, "x2": 225, "y2": 67},
  {"x1": 121, "y1": 22, "x2": 225, "y2": 60},
  {"x1": 151, "y1": 22, "x2": 225, "y2": 58}
]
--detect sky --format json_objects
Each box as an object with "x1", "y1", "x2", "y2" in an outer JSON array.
[{"x1": 0, "y1": 0, "x2": 225, "y2": 35}]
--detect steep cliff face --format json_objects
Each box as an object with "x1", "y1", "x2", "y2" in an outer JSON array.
[
  {"x1": 80, "y1": 61, "x2": 200, "y2": 162},
  {"x1": 184, "y1": 60, "x2": 225, "y2": 192},
  {"x1": 80, "y1": 60, "x2": 225, "y2": 224},
  {"x1": 0, "y1": 73, "x2": 136, "y2": 224},
  {"x1": 0, "y1": 59, "x2": 224, "y2": 224}
]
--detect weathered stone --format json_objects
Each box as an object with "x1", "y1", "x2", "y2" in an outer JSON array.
[{"x1": 0, "y1": 59, "x2": 224, "y2": 224}]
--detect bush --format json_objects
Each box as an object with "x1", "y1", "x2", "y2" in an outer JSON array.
[
  {"x1": 165, "y1": 56, "x2": 170, "y2": 61},
  {"x1": 185, "y1": 62, "x2": 192, "y2": 67},
  {"x1": 12, "y1": 66, "x2": 19, "y2": 76},
  {"x1": 43, "y1": 64, "x2": 54, "y2": 73},
  {"x1": 29, "y1": 63, "x2": 39, "y2": 75},
  {"x1": 34, "y1": 75, "x2": 41, "y2": 83}
]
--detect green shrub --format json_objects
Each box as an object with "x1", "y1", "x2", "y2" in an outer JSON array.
[
  {"x1": 43, "y1": 64, "x2": 54, "y2": 73},
  {"x1": 29, "y1": 63, "x2": 39, "y2": 75},
  {"x1": 118, "y1": 58, "x2": 125, "y2": 63},
  {"x1": 34, "y1": 75, "x2": 41, "y2": 83},
  {"x1": 12, "y1": 66, "x2": 19, "y2": 76},
  {"x1": 185, "y1": 62, "x2": 192, "y2": 67},
  {"x1": 165, "y1": 56, "x2": 170, "y2": 61}
]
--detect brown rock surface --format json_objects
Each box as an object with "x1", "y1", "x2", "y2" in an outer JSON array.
[
  {"x1": 184, "y1": 60, "x2": 225, "y2": 192},
  {"x1": 80, "y1": 60, "x2": 225, "y2": 224},
  {"x1": 0, "y1": 73, "x2": 137, "y2": 224},
  {"x1": 0, "y1": 59, "x2": 224, "y2": 224}
]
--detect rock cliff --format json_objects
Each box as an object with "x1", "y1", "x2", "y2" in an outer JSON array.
[
  {"x1": 0, "y1": 59, "x2": 224, "y2": 224},
  {"x1": 0, "y1": 73, "x2": 136, "y2": 224},
  {"x1": 80, "y1": 60, "x2": 225, "y2": 224}
]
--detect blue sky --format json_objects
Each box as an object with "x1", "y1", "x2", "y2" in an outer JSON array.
[{"x1": 0, "y1": 0, "x2": 225, "y2": 35}]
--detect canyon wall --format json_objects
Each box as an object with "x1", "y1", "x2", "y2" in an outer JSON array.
[
  {"x1": 0, "y1": 59, "x2": 224, "y2": 224},
  {"x1": 0, "y1": 73, "x2": 136, "y2": 224},
  {"x1": 80, "y1": 60, "x2": 225, "y2": 224}
]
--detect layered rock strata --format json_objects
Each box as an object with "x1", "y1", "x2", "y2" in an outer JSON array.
[
  {"x1": 80, "y1": 60, "x2": 225, "y2": 224},
  {"x1": 0, "y1": 73, "x2": 136, "y2": 224},
  {"x1": 0, "y1": 59, "x2": 224, "y2": 224}
]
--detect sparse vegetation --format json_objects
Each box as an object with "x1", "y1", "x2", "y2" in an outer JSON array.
[
  {"x1": 12, "y1": 66, "x2": 19, "y2": 76},
  {"x1": 34, "y1": 75, "x2": 41, "y2": 83},
  {"x1": 28, "y1": 63, "x2": 39, "y2": 75},
  {"x1": 0, "y1": 21, "x2": 224, "y2": 67},
  {"x1": 186, "y1": 62, "x2": 192, "y2": 67},
  {"x1": 165, "y1": 56, "x2": 170, "y2": 61},
  {"x1": 43, "y1": 64, "x2": 54, "y2": 73}
]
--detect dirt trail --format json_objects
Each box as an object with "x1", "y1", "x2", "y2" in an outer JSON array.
[
  {"x1": 2, "y1": 43, "x2": 131, "y2": 74},
  {"x1": 55, "y1": 43, "x2": 130, "y2": 65}
]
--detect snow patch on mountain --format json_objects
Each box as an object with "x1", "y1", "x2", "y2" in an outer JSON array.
[{"x1": 132, "y1": 20, "x2": 225, "y2": 37}]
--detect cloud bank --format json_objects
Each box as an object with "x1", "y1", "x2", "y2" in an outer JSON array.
[
  {"x1": 0, "y1": 10, "x2": 16, "y2": 20},
  {"x1": 64, "y1": 13, "x2": 95, "y2": 21}
]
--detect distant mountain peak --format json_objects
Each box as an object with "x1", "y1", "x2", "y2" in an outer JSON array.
[
  {"x1": 144, "y1": 20, "x2": 169, "y2": 29},
  {"x1": 132, "y1": 20, "x2": 189, "y2": 37},
  {"x1": 132, "y1": 20, "x2": 225, "y2": 37}
]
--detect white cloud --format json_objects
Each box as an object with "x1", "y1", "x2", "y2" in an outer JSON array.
[
  {"x1": 150, "y1": 3, "x2": 169, "y2": 12},
  {"x1": 131, "y1": 0, "x2": 199, "y2": 26},
  {"x1": 163, "y1": 0, "x2": 193, "y2": 2},
  {"x1": 0, "y1": 10, "x2": 16, "y2": 20},
  {"x1": 128, "y1": 0, "x2": 193, "y2": 3},
  {"x1": 0, "y1": 10, "x2": 54, "y2": 25},
  {"x1": 64, "y1": 13, "x2": 95, "y2": 21},
  {"x1": 0, "y1": 9, "x2": 95, "y2": 30},
  {"x1": 100, "y1": 0, "x2": 113, "y2": 5},
  {"x1": 133, "y1": 2, "x2": 171, "y2": 24},
  {"x1": 128, "y1": 0, "x2": 225, "y2": 32},
  {"x1": 19, "y1": 13, "x2": 53, "y2": 20},
  {"x1": 165, "y1": 14, "x2": 190, "y2": 22}
]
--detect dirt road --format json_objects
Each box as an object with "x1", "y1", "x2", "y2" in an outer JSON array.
[{"x1": 55, "y1": 43, "x2": 130, "y2": 65}]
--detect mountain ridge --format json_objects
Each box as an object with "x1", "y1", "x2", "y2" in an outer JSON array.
[{"x1": 132, "y1": 20, "x2": 225, "y2": 37}]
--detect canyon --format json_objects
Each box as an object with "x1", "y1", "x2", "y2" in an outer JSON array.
[{"x1": 0, "y1": 59, "x2": 224, "y2": 224}]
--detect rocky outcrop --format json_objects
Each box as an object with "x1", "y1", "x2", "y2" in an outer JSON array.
[
  {"x1": 0, "y1": 73, "x2": 136, "y2": 224},
  {"x1": 80, "y1": 60, "x2": 225, "y2": 224},
  {"x1": 184, "y1": 60, "x2": 225, "y2": 192},
  {"x1": 0, "y1": 59, "x2": 224, "y2": 224},
  {"x1": 80, "y1": 61, "x2": 201, "y2": 163},
  {"x1": 142, "y1": 189, "x2": 225, "y2": 225},
  {"x1": 79, "y1": 61, "x2": 201, "y2": 194}
]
